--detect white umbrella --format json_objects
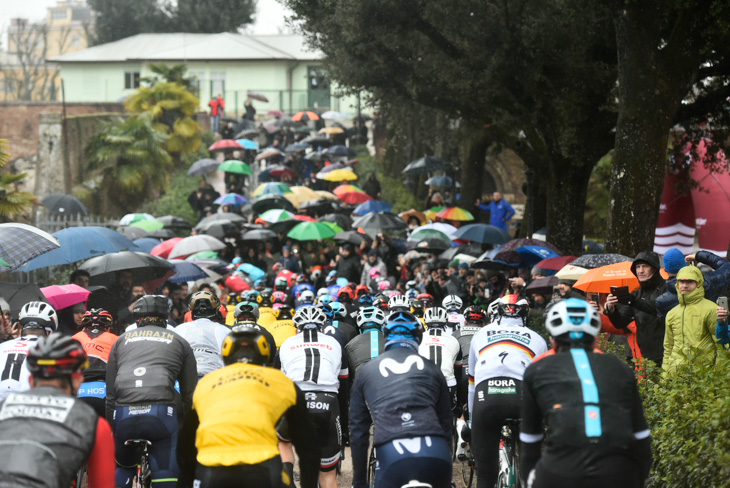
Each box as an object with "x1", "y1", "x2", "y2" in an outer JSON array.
[
  {"x1": 412, "y1": 222, "x2": 458, "y2": 237},
  {"x1": 555, "y1": 265, "x2": 589, "y2": 281},
  {"x1": 168, "y1": 235, "x2": 226, "y2": 259},
  {"x1": 321, "y1": 111, "x2": 350, "y2": 120},
  {"x1": 119, "y1": 213, "x2": 156, "y2": 226}
]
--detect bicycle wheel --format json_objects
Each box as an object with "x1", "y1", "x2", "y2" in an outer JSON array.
[
  {"x1": 367, "y1": 446, "x2": 377, "y2": 488},
  {"x1": 460, "y1": 452, "x2": 474, "y2": 488}
]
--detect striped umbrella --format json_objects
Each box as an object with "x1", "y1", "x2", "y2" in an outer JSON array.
[
  {"x1": 215, "y1": 193, "x2": 249, "y2": 208},
  {"x1": 333, "y1": 184, "x2": 372, "y2": 205},
  {"x1": 252, "y1": 183, "x2": 292, "y2": 197},
  {"x1": 436, "y1": 207, "x2": 475, "y2": 221}
]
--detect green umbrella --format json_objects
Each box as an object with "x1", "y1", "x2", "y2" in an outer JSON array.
[
  {"x1": 0, "y1": 257, "x2": 10, "y2": 267},
  {"x1": 130, "y1": 219, "x2": 164, "y2": 232},
  {"x1": 287, "y1": 222, "x2": 337, "y2": 241},
  {"x1": 185, "y1": 250, "x2": 219, "y2": 260},
  {"x1": 259, "y1": 209, "x2": 295, "y2": 223},
  {"x1": 218, "y1": 160, "x2": 252, "y2": 175},
  {"x1": 321, "y1": 222, "x2": 345, "y2": 234},
  {"x1": 408, "y1": 228, "x2": 451, "y2": 242}
]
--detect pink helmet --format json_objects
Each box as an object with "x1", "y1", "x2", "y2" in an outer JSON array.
[
  {"x1": 272, "y1": 291, "x2": 287, "y2": 304},
  {"x1": 378, "y1": 280, "x2": 391, "y2": 291},
  {"x1": 369, "y1": 268, "x2": 382, "y2": 280}
]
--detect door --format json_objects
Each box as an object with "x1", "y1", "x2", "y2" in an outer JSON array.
[{"x1": 307, "y1": 66, "x2": 330, "y2": 110}]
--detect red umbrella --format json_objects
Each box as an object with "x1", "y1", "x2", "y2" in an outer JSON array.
[
  {"x1": 267, "y1": 165, "x2": 297, "y2": 179},
  {"x1": 225, "y1": 275, "x2": 250, "y2": 293},
  {"x1": 292, "y1": 111, "x2": 320, "y2": 121},
  {"x1": 333, "y1": 184, "x2": 373, "y2": 205},
  {"x1": 534, "y1": 255, "x2": 577, "y2": 271},
  {"x1": 151, "y1": 238, "x2": 183, "y2": 259},
  {"x1": 267, "y1": 109, "x2": 284, "y2": 117},
  {"x1": 41, "y1": 284, "x2": 90, "y2": 310},
  {"x1": 292, "y1": 214, "x2": 317, "y2": 222},
  {"x1": 208, "y1": 139, "x2": 243, "y2": 151}
]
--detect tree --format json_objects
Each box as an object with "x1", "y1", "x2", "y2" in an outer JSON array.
[
  {"x1": 175, "y1": 0, "x2": 256, "y2": 33},
  {"x1": 0, "y1": 139, "x2": 38, "y2": 219}
]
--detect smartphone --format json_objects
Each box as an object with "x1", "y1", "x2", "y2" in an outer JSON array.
[
  {"x1": 552, "y1": 285, "x2": 560, "y2": 299},
  {"x1": 610, "y1": 286, "x2": 629, "y2": 297},
  {"x1": 586, "y1": 293, "x2": 597, "y2": 302},
  {"x1": 718, "y1": 297, "x2": 729, "y2": 310}
]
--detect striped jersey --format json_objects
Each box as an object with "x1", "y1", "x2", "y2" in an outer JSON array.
[
  {"x1": 0, "y1": 337, "x2": 37, "y2": 402},
  {"x1": 279, "y1": 328, "x2": 348, "y2": 393},
  {"x1": 419, "y1": 328, "x2": 462, "y2": 386}
]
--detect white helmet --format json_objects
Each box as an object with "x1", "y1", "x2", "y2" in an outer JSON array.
[
  {"x1": 497, "y1": 295, "x2": 530, "y2": 319},
  {"x1": 388, "y1": 294, "x2": 411, "y2": 312},
  {"x1": 299, "y1": 290, "x2": 315, "y2": 305},
  {"x1": 356, "y1": 306, "x2": 386, "y2": 330},
  {"x1": 487, "y1": 300, "x2": 500, "y2": 323},
  {"x1": 545, "y1": 298, "x2": 601, "y2": 340},
  {"x1": 442, "y1": 295, "x2": 463, "y2": 312},
  {"x1": 317, "y1": 287, "x2": 330, "y2": 298},
  {"x1": 424, "y1": 306, "x2": 448, "y2": 327},
  {"x1": 405, "y1": 289, "x2": 419, "y2": 302},
  {"x1": 293, "y1": 306, "x2": 327, "y2": 331},
  {"x1": 19, "y1": 301, "x2": 58, "y2": 332}
]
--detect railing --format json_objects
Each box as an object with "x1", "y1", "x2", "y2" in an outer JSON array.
[{"x1": 35, "y1": 213, "x2": 120, "y2": 233}]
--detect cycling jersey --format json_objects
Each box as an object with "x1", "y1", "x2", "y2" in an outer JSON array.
[
  {"x1": 268, "y1": 319, "x2": 297, "y2": 352},
  {"x1": 0, "y1": 336, "x2": 38, "y2": 402},
  {"x1": 174, "y1": 318, "x2": 231, "y2": 377},
  {"x1": 73, "y1": 328, "x2": 118, "y2": 382},
  {"x1": 328, "y1": 319, "x2": 358, "y2": 342},
  {"x1": 419, "y1": 328, "x2": 462, "y2": 386},
  {"x1": 258, "y1": 307, "x2": 277, "y2": 329},
  {"x1": 446, "y1": 311, "x2": 465, "y2": 333},
  {"x1": 344, "y1": 329, "x2": 384, "y2": 382},
  {"x1": 279, "y1": 329, "x2": 348, "y2": 393},
  {"x1": 452, "y1": 324, "x2": 481, "y2": 367}
]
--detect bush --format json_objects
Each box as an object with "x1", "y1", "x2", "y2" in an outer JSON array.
[
  {"x1": 354, "y1": 146, "x2": 422, "y2": 213},
  {"x1": 140, "y1": 169, "x2": 199, "y2": 225}
]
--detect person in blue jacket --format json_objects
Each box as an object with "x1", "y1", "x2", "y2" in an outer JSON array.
[{"x1": 480, "y1": 192, "x2": 515, "y2": 232}]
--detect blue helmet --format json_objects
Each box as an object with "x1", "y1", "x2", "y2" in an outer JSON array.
[
  {"x1": 359, "y1": 294, "x2": 374, "y2": 306},
  {"x1": 329, "y1": 301, "x2": 347, "y2": 318},
  {"x1": 383, "y1": 311, "x2": 423, "y2": 344}
]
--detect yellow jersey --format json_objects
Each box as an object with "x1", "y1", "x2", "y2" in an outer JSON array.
[
  {"x1": 225, "y1": 305, "x2": 237, "y2": 326},
  {"x1": 193, "y1": 362, "x2": 298, "y2": 466},
  {"x1": 269, "y1": 320, "x2": 297, "y2": 350},
  {"x1": 258, "y1": 307, "x2": 277, "y2": 329}
]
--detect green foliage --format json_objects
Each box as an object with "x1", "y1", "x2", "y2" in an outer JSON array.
[
  {"x1": 583, "y1": 151, "x2": 612, "y2": 239},
  {"x1": 355, "y1": 146, "x2": 421, "y2": 214},
  {"x1": 140, "y1": 170, "x2": 199, "y2": 226},
  {"x1": 640, "y1": 352, "x2": 730, "y2": 486},
  {"x1": 141, "y1": 64, "x2": 196, "y2": 91},
  {"x1": 0, "y1": 139, "x2": 37, "y2": 219}
]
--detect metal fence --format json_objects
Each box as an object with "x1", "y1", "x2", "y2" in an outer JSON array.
[{"x1": 35, "y1": 214, "x2": 119, "y2": 234}]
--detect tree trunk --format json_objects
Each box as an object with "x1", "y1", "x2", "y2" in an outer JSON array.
[
  {"x1": 460, "y1": 128, "x2": 491, "y2": 212},
  {"x1": 545, "y1": 161, "x2": 593, "y2": 256}
]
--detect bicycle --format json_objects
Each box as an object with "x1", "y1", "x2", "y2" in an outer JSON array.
[
  {"x1": 455, "y1": 419, "x2": 475, "y2": 488},
  {"x1": 367, "y1": 425, "x2": 377, "y2": 488},
  {"x1": 124, "y1": 439, "x2": 152, "y2": 488},
  {"x1": 496, "y1": 419, "x2": 520, "y2": 488}
]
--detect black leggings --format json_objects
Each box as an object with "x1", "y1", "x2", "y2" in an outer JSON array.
[
  {"x1": 471, "y1": 379, "x2": 522, "y2": 488},
  {"x1": 194, "y1": 457, "x2": 285, "y2": 488},
  {"x1": 529, "y1": 457, "x2": 643, "y2": 488}
]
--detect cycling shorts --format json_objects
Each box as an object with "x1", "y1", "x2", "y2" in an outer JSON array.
[
  {"x1": 375, "y1": 435, "x2": 452, "y2": 488},
  {"x1": 528, "y1": 455, "x2": 643, "y2": 488},
  {"x1": 304, "y1": 391, "x2": 341, "y2": 471},
  {"x1": 194, "y1": 456, "x2": 287, "y2": 488}
]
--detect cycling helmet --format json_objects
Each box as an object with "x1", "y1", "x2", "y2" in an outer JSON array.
[
  {"x1": 133, "y1": 295, "x2": 169, "y2": 325},
  {"x1": 545, "y1": 298, "x2": 601, "y2": 342},
  {"x1": 405, "y1": 288, "x2": 419, "y2": 302},
  {"x1": 410, "y1": 301, "x2": 425, "y2": 318},
  {"x1": 188, "y1": 291, "x2": 222, "y2": 320},
  {"x1": 234, "y1": 302, "x2": 260, "y2": 321},
  {"x1": 378, "y1": 280, "x2": 391, "y2": 292},
  {"x1": 317, "y1": 293, "x2": 333, "y2": 305},
  {"x1": 359, "y1": 294, "x2": 374, "y2": 306},
  {"x1": 295, "y1": 274, "x2": 307, "y2": 284},
  {"x1": 388, "y1": 294, "x2": 411, "y2": 312},
  {"x1": 223, "y1": 326, "x2": 271, "y2": 366},
  {"x1": 19, "y1": 301, "x2": 58, "y2": 332},
  {"x1": 405, "y1": 280, "x2": 417, "y2": 290},
  {"x1": 226, "y1": 292, "x2": 242, "y2": 305},
  {"x1": 257, "y1": 289, "x2": 273, "y2": 307},
  {"x1": 299, "y1": 289, "x2": 316, "y2": 305},
  {"x1": 355, "y1": 284, "x2": 370, "y2": 297},
  {"x1": 424, "y1": 306, "x2": 448, "y2": 327},
  {"x1": 27, "y1": 335, "x2": 87, "y2": 378},
  {"x1": 272, "y1": 291, "x2": 287, "y2": 304},
  {"x1": 317, "y1": 287, "x2": 330, "y2": 298},
  {"x1": 337, "y1": 286, "x2": 355, "y2": 303},
  {"x1": 369, "y1": 268, "x2": 382, "y2": 280},
  {"x1": 487, "y1": 300, "x2": 500, "y2": 323},
  {"x1": 464, "y1": 305, "x2": 487, "y2": 326},
  {"x1": 497, "y1": 294, "x2": 530, "y2": 319},
  {"x1": 383, "y1": 311, "x2": 423, "y2": 344},
  {"x1": 244, "y1": 289, "x2": 260, "y2": 302},
  {"x1": 294, "y1": 306, "x2": 327, "y2": 331},
  {"x1": 274, "y1": 277, "x2": 288, "y2": 291},
  {"x1": 416, "y1": 293, "x2": 434, "y2": 308},
  {"x1": 276, "y1": 307, "x2": 293, "y2": 320},
  {"x1": 373, "y1": 295, "x2": 389, "y2": 312},
  {"x1": 81, "y1": 308, "x2": 113, "y2": 330},
  {"x1": 325, "y1": 271, "x2": 338, "y2": 286},
  {"x1": 356, "y1": 306, "x2": 386, "y2": 331},
  {"x1": 311, "y1": 266, "x2": 323, "y2": 281},
  {"x1": 329, "y1": 301, "x2": 347, "y2": 318},
  {"x1": 254, "y1": 279, "x2": 266, "y2": 291},
  {"x1": 442, "y1": 295, "x2": 463, "y2": 312}
]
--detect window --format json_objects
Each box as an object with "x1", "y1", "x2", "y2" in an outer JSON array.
[
  {"x1": 209, "y1": 71, "x2": 226, "y2": 98},
  {"x1": 70, "y1": 34, "x2": 81, "y2": 47},
  {"x1": 189, "y1": 71, "x2": 204, "y2": 96},
  {"x1": 124, "y1": 71, "x2": 140, "y2": 89},
  {"x1": 51, "y1": 9, "x2": 67, "y2": 21}
]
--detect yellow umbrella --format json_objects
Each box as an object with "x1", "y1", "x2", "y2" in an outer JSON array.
[
  {"x1": 323, "y1": 168, "x2": 358, "y2": 182},
  {"x1": 315, "y1": 190, "x2": 339, "y2": 200},
  {"x1": 319, "y1": 127, "x2": 345, "y2": 135},
  {"x1": 285, "y1": 186, "x2": 320, "y2": 208}
]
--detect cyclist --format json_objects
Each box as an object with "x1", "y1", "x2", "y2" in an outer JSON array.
[
  {"x1": 233, "y1": 302, "x2": 277, "y2": 355},
  {"x1": 257, "y1": 290, "x2": 277, "y2": 328},
  {"x1": 468, "y1": 294, "x2": 548, "y2": 488},
  {"x1": 345, "y1": 306, "x2": 386, "y2": 382},
  {"x1": 0, "y1": 301, "x2": 57, "y2": 402},
  {"x1": 453, "y1": 305, "x2": 487, "y2": 386},
  {"x1": 419, "y1": 306, "x2": 462, "y2": 402},
  {"x1": 175, "y1": 291, "x2": 231, "y2": 378},
  {"x1": 443, "y1": 294, "x2": 465, "y2": 333},
  {"x1": 0, "y1": 334, "x2": 115, "y2": 487},
  {"x1": 296, "y1": 289, "x2": 316, "y2": 310},
  {"x1": 279, "y1": 306, "x2": 348, "y2": 488},
  {"x1": 350, "y1": 311, "x2": 452, "y2": 488},
  {"x1": 327, "y1": 301, "x2": 358, "y2": 341},
  {"x1": 190, "y1": 326, "x2": 319, "y2": 488},
  {"x1": 225, "y1": 292, "x2": 242, "y2": 325},
  {"x1": 520, "y1": 298, "x2": 652, "y2": 488},
  {"x1": 106, "y1": 295, "x2": 198, "y2": 488},
  {"x1": 337, "y1": 285, "x2": 358, "y2": 317},
  {"x1": 416, "y1": 292, "x2": 435, "y2": 309},
  {"x1": 73, "y1": 308, "x2": 118, "y2": 417},
  {"x1": 388, "y1": 294, "x2": 411, "y2": 313},
  {"x1": 269, "y1": 307, "x2": 298, "y2": 350}
]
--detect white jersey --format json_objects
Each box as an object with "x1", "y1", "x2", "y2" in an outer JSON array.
[
  {"x1": 467, "y1": 318, "x2": 547, "y2": 415},
  {"x1": 279, "y1": 328, "x2": 347, "y2": 393},
  {"x1": 446, "y1": 312, "x2": 465, "y2": 334},
  {"x1": 0, "y1": 336, "x2": 39, "y2": 402},
  {"x1": 174, "y1": 318, "x2": 231, "y2": 377},
  {"x1": 419, "y1": 328, "x2": 462, "y2": 386}
]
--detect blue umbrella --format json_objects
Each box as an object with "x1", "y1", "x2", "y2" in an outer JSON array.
[
  {"x1": 168, "y1": 260, "x2": 208, "y2": 283},
  {"x1": 17, "y1": 226, "x2": 139, "y2": 272},
  {"x1": 452, "y1": 223, "x2": 510, "y2": 245},
  {"x1": 514, "y1": 245, "x2": 560, "y2": 267},
  {"x1": 285, "y1": 143, "x2": 311, "y2": 152},
  {"x1": 324, "y1": 145, "x2": 356, "y2": 158},
  {"x1": 236, "y1": 139, "x2": 260, "y2": 150},
  {"x1": 215, "y1": 193, "x2": 249, "y2": 208},
  {"x1": 352, "y1": 200, "x2": 393, "y2": 215},
  {"x1": 237, "y1": 263, "x2": 266, "y2": 281},
  {"x1": 133, "y1": 237, "x2": 162, "y2": 254}
]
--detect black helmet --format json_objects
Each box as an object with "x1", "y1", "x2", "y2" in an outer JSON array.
[
  {"x1": 226, "y1": 292, "x2": 242, "y2": 305},
  {"x1": 27, "y1": 335, "x2": 87, "y2": 378},
  {"x1": 133, "y1": 295, "x2": 169, "y2": 325},
  {"x1": 257, "y1": 289, "x2": 273, "y2": 307},
  {"x1": 222, "y1": 326, "x2": 271, "y2": 366},
  {"x1": 189, "y1": 291, "x2": 221, "y2": 320}
]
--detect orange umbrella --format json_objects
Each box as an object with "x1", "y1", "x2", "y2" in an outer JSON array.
[
  {"x1": 292, "y1": 111, "x2": 320, "y2": 121},
  {"x1": 574, "y1": 261, "x2": 669, "y2": 293}
]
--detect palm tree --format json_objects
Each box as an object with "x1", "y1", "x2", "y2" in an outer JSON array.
[
  {"x1": 85, "y1": 114, "x2": 173, "y2": 215},
  {"x1": 0, "y1": 139, "x2": 38, "y2": 219}
]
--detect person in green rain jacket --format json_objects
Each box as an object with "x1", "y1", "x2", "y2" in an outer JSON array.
[{"x1": 663, "y1": 265, "x2": 720, "y2": 373}]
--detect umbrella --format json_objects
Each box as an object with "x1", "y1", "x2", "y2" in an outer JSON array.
[
  {"x1": 187, "y1": 258, "x2": 230, "y2": 273},
  {"x1": 321, "y1": 169, "x2": 358, "y2": 181},
  {"x1": 16, "y1": 226, "x2": 137, "y2": 272},
  {"x1": 492, "y1": 250, "x2": 525, "y2": 265},
  {"x1": 215, "y1": 193, "x2": 249, "y2": 208},
  {"x1": 167, "y1": 259, "x2": 208, "y2": 283},
  {"x1": 285, "y1": 143, "x2": 311, "y2": 153},
  {"x1": 149, "y1": 228, "x2": 177, "y2": 239},
  {"x1": 169, "y1": 235, "x2": 226, "y2": 259},
  {"x1": 194, "y1": 221, "x2": 240, "y2": 239},
  {"x1": 236, "y1": 139, "x2": 260, "y2": 150},
  {"x1": 209, "y1": 139, "x2": 244, "y2": 151},
  {"x1": 335, "y1": 230, "x2": 373, "y2": 246},
  {"x1": 333, "y1": 184, "x2": 372, "y2": 205},
  {"x1": 241, "y1": 228, "x2": 277, "y2": 241},
  {"x1": 157, "y1": 215, "x2": 191, "y2": 229},
  {"x1": 287, "y1": 221, "x2": 336, "y2": 241},
  {"x1": 425, "y1": 206, "x2": 446, "y2": 220},
  {"x1": 186, "y1": 251, "x2": 220, "y2": 261},
  {"x1": 119, "y1": 226, "x2": 149, "y2": 240},
  {"x1": 437, "y1": 207, "x2": 474, "y2": 221},
  {"x1": 413, "y1": 238, "x2": 450, "y2": 253},
  {"x1": 267, "y1": 109, "x2": 284, "y2": 117},
  {"x1": 41, "y1": 284, "x2": 91, "y2": 310},
  {"x1": 80, "y1": 251, "x2": 174, "y2": 291},
  {"x1": 353, "y1": 200, "x2": 393, "y2": 216},
  {"x1": 235, "y1": 129, "x2": 260, "y2": 139},
  {"x1": 225, "y1": 275, "x2": 251, "y2": 293},
  {"x1": 321, "y1": 213, "x2": 352, "y2": 230},
  {"x1": 317, "y1": 162, "x2": 347, "y2": 174},
  {"x1": 352, "y1": 212, "x2": 407, "y2": 231},
  {"x1": 119, "y1": 213, "x2": 155, "y2": 226},
  {"x1": 237, "y1": 263, "x2": 266, "y2": 281},
  {"x1": 302, "y1": 137, "x2": 332, "y2": 148},
  {"x1": 399, "y1": 209, "x2": 427, "y2": 226},
  {"x1": 255, "y1": 148, "x2": 284, "y2": 162},
  {"x1": 571, "y1": 253, "x2": 632, "y2": 269},
  {"x1": 252, "y1": 194, "x2": 297, "y2": 214},
  {"x1": 265, "y1": 164, "x2": 297, "y2": 179},
  {"x1": 321, "y1": 222, "x2": 345, "y2": 234},
  {"x1": 286, "y1": 188, "x2": 322, "y2": 209},
  {"x1": 525, "y1": 276, "x2": 559, "y2": 295},
  {"x1": 262, "y1": 120, "x2": 283, "y2": 134},
  {"x1": 0, "y1": 223, "x2": 60, "y2": 272},
  {"x1": 293, "y1": 214, "x2": 317, "y2": 222},
  {"x1": 247, "y1": 91, "x2": 269, "y2": 102},
  {"x1": 321, "y1": 111, "x2": 349, "y2": 120},
  {"x1": 292, "y1": 110, "x2": 320, "y2": 121},
  {"x1": 324, "y1": 145, "x2": 356, "y2": 158},
  {"x1": 259, "y1": 209, "x2": 295, "y2": 223},
  {"x1": 315, "y1": 191, "x2": 339, "y2": 200},
  {"x1": 130, "y1": 219, "x2": 164, "y2": 232},
  {"x1": 0, "y1": 283, "x2": 49, "y2": 318},
  {"x1": 452, "y1": 223, "x2": 510, "y2": 245},
  {"x1": 132, "y1": 237, "x2": 162, "y2": 254},
  {"x1": 439, "y1": 243, "x2": 483, "y2": 261},
  {"x1": 402, "y1": 156, "x2": 449, "y2": 175},
  {"x1": 513, "y1": 246, "x2": 561, "y2": 267},
  {"x1": 500, "y1": 238, "x2": 562, "y2": 255},
  {"x1": 425, "y1": 175, "x2": 459, "y2": 188},
  {"x1": 534, "y1": 256, "x2": 577, "y2": 271},
  {"x1": 408, "y1": 228, "x2": 451, "y2": 242},
  {"x1": 555, "y1": 265, "x2": 590, "y2": 281},
  {"x1": 471, "y1": 259, "x2": 518, "y2": 271},
  {"x1": 197, "y1": 212, "x2": 247, "y2": 226},
  {"x1": 252, "y1": 182, "x2": 292, "y2": 197},
  {"x1": 319, "y1": 127, "x2": 345, "y2": 134},
  {"x1": 218, "y1": 160, "x2": 252, "y2": 175},
  {"x1": 573, "y1": 261, "x2": 641, "y2": 293},
  {"x1": 413, "y1": 222, "x2": 457, "y2": 237},
  {"x1": 187, "y1": 158, "x2": 220, "y2": 177},
  {"x1": 41, "y1": 193, "x2": 88, "y2": 216},
  {"x1": 151, "y1": 238, "x2": 184, "y2": 259}
]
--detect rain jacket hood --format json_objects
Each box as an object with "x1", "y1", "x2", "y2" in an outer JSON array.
[
  {"x1": 675, "y1": 266, "x2": 705, "y2": 305},
  {"x1": 631, "y1": 251, "x2": 661, "y2": 277}
]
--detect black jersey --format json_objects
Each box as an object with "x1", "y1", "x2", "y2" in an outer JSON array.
[{"x1": 344, "y1": 329, "x2": 385, "y2": 383}]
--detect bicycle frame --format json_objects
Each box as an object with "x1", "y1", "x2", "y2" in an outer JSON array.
[{"x1": 124, "y1": 439, "x2": 152, "y2": 488}]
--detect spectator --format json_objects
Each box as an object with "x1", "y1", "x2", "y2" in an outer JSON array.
[
  {"x1": 220, "y1": 122, "x2": 234, "y2": 140},
  {"x1": 361, "y1": 249, "x2": 387, "y2": 289},
  {"x1": 208, "y1": 94, "x2": 225, "y2": 133},
  {"x1": 243, "y1": 98, "x2": 257, "y2": 129},
  {"x1": 362, "y1": 173, "x2": 382, "y2": 200},
  {"x1": 605, "y1": 251, "x2": 667, "y2": 366},
  {"x1": 70, "y1": 269, "x2": 91, "y2": 288},
  {"x1": 480, "y1": 192, "x2": 515, "y2": 232},
  {"x1": 425, "y1": 190, "x2": 445, "y2": 209},
  {"x1": 335, "y1": 244, "x2": 362, "y2": 283},
  {"x1": 663, "y1": 265, "x2": 720, "y2": 373},
  {"x1": 278, "y1": 245, "x2": 302, "y2": 274}
]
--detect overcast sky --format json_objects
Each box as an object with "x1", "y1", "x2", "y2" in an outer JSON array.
[{"x1": 0, "y1": 0, "x2": 292, "y2": 48}]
